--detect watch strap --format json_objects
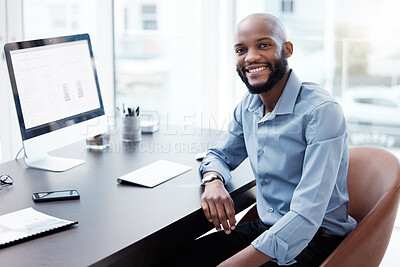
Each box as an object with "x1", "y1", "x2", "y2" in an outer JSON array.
[{"x1": 201, "y1": 174, "x2": 224, "y2": 186}]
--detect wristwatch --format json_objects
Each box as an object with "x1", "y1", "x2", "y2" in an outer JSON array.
[{"x1": 201, "y1": 174, "x2": 224, "y2": 187}]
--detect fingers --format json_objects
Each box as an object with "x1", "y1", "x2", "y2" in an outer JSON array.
[
  {"x1": 201, "y1": 201, "x2": 212, "y2": 223},
  {"x1": 201, "y1": 199, "x2": 223, "y2": 231},
  {"x1": 225, "y1": 201, "x2": 237, "y2": 231},
  {"x1": 209, "y1": 202, "x2": 223, "y2": 232},
  {"x1": 201, "y1": 195, "x2": 236, "y2": 234}
]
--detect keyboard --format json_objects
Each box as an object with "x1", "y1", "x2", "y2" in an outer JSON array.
[{"x1": 117, "y1": 160, "x2": 192, "y2": 188}]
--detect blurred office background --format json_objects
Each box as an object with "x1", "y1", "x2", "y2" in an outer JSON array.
[{"x1": 1, "y1": 0, "x2": 400, "y2": 161}]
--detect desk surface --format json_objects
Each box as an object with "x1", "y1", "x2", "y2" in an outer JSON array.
[{"x1": 0, "y1": 126, "x2": 255, "y2": 267}]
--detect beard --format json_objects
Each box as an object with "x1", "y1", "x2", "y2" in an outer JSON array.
[{"x1": 236, "y1": 48, "x2": 288, "y2": 94}]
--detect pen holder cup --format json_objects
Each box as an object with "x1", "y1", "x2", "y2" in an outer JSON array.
[{"x1": 122, "y1": 116, "x2": 142, "y2": 142}]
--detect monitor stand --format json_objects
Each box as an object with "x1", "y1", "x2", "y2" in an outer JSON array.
[{"x1": 24, "y1": 154, "x2": 84, "y2": 172}]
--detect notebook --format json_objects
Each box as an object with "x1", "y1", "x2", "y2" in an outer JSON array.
[
  {"x1": 0, "y1": 207, "x2": 78, "y2": 247},
  {"x1": 117, "y1": 160, "x2": 192, "y2": 188}
]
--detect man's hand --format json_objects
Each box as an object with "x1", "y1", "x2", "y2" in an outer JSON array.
[{"x1": 201, "y1": 173, "x2": 236, "y2": 234}]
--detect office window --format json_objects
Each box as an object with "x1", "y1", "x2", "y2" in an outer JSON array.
[
  {"x1": 143, "y1": 20, "x2": 157, "y2": 30},
  {"x1": 141, "y1": 5, "x2": 157, "y2": 30},
  {"x1": 124, "y1": 7, "x2": 129, "y2": 30},
  {"x1": 23, "y1": 1, "x2": 85, "y2": 38},
  {"x1": 281, "y1": 0, "x2": 294, "y2": 13},
  {"x1": 21, "y1": 0, "x2": 114, "y2": 112},
  {"x1": 21, "y1": 0, "x2": 114, "y2": 113},
  {"x1": 235, "y1": 0, "x2": 400, "y2": 152},
  {"x1": 5, "y1": 0, "x2": 87, "y2": 37},
  {"x1": 114, "y1": 0, "x2": 235, "y2": 129},
  {"x1": 114, "y1": 0, "x2": 203, "y2": 126}
]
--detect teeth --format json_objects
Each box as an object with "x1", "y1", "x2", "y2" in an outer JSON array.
[{"x1": 248, "y1": 67, "x2": 266, "y2": 73}]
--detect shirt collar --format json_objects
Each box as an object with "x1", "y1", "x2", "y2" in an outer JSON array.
[
  {"x1": 275, "y1": 70, "x2": 302, "y2": 115},
  {"x1": 247, "y1": 70, "x2": 302, "y2": 116}
]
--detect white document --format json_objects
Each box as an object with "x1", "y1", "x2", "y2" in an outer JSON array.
[{"x1": 0, "y1": 207, "x2": 77, "y2": 246}]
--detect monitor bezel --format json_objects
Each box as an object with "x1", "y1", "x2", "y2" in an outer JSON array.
[{"x1": 4, "y1": 33, "x2": 105, "y2": 141}]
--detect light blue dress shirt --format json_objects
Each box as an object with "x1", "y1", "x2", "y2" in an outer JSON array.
[{"x1": 199, "y1": 71, "x2": 357, "y2": 265}]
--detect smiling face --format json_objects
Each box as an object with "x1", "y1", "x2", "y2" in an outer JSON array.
[{"x1": 235, "y1": 14, "x2": 292, "y2": 94}]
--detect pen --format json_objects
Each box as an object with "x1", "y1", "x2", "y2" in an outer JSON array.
[
  {"x1": 123, "y1": 106, "x2": 139, "y2": 117},
  {"x1": 116, "y1": 107, "x2": 125, "y2": 117}
]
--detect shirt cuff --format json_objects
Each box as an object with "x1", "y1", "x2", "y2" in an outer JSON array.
[
  {"x1": 251, "y1": 232, "x2": 295, "y2": 266},
  {"x1": 198, "y1": 154, "x2": 233, "y2": 184}
]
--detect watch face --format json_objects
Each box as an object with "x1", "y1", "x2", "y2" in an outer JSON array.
[
  {"x1": 201, "y1": 174, "x2": 221, "y2": 186},
  {"x1": 203, "y1": 175, "x2": 216, "y2": 182}
]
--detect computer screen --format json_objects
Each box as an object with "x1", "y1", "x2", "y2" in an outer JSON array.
[{"x1": 4, "y1": 34, "x2": 106, "y2": 171}]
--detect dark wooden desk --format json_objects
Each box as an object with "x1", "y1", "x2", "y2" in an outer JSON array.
[{"x1": 0, "y1": 126, "x2": 256, "y2": 266}]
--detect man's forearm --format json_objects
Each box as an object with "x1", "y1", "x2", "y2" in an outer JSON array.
[{"x1": 218, "y1": 245, "x2": 272, "y2": 267}]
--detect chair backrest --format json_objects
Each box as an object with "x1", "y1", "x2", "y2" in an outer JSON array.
[{"x1": 321, "y1": 147, "x2": 400, "y2": 267}]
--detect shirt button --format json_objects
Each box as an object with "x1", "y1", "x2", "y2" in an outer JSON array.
[
  {"x1": 258, "y1": 149, "x2": 264, "y2": 156},
  {"x1": 268, "y1": 207, "x2": 274, "y2": 213}
]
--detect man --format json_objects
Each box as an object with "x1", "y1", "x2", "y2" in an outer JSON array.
[{"x1": 172, "y1": 13, "x2": 356, "y2": 267}]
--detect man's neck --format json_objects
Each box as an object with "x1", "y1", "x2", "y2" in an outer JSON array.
[{"x1": 259, "y1": 70, "x2": 291, "y2": 115}]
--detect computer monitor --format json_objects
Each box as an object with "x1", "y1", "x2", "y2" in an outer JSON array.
[{"x1": 4, "y1": 33, "x2": 106, "y2": 172}]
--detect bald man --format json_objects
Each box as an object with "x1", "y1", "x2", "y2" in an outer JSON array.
[{"x1": 169, "y1": 13, "x2": 356, "y2": 267}]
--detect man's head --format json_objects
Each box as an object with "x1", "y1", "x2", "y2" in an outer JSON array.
[{"x1": 234, "y1": 13, "x2": 293, "y2": 94}]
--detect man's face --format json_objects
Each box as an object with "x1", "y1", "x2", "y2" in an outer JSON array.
[{"x1": 234, "y1": 18, "x2": 288, "y2": 94}]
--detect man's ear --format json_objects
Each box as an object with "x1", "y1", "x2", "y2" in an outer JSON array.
[{"x1": 284, "y1": 41, "x2": 293, "y2": 58}]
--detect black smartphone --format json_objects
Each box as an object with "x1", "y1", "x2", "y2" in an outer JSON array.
[{"x1": 32, "y1": 190, "x2": 80, "y2": 202}]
